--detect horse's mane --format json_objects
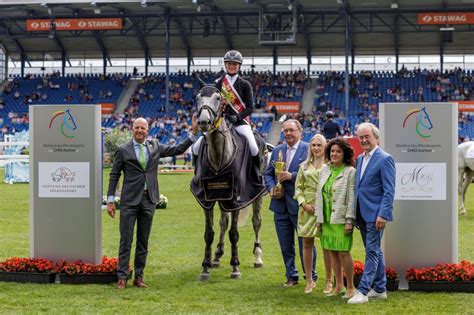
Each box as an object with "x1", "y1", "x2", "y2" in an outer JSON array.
[{"x1": 200, "y1": 85, "x2": 220, "y2": 97}]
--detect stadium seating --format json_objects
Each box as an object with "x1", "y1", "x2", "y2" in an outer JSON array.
[{"x1": 1, "y1": 69, "x2": 473, "y2": 144}]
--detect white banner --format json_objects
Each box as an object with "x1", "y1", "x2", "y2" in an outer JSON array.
[
  {"x1": 395, "y1": 162, "x2": 446, "y2": 200},
  {"x1": 38, "y1": 162, "x2": 90, "y2": 198}
]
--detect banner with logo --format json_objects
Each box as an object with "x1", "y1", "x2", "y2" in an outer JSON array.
[
  {"x1": 100, "y1": 103, "x2": 115, "y2": 114},
  {"x1": 380, "y1": 102, "x2": 457, "y2": 289},
  {"x1": 458, "y1": 101, "x2": 474, "y2": 112},
  {"x1": 418, "y1": 12, "x2": 474, "y2": 25},
  {"x1": 38, "y1": 162, "x2": 90, "y2": 198},
  {"x1": 266, "y1": 101, "x2": 300, "y2": 113},
  {"x1": 26, "y1": 18, "x2": 122, "y2": 31},
  {"x1": 30, "y1": 105, "x2": 102, "y2": 264}
]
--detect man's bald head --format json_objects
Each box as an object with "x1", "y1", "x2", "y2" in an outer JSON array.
[{"x1": 132, "y1": 117, "x2": 149, "y2": 144}]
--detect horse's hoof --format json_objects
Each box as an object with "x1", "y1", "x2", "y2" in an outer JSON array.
[
  {"x1": 211, "y1": 260, "x2": 220, "y2": 268},
  {"x1": 254, "y1": 262, "x2": 263, "y2": 268},
  {"x1": 461, "y1": 210, "x2": 467, "y2": 215},
  {"x1": 230, "y1": 271, "x2": 241, "y2": 279},
  {"x1": 199, "y1": 273, "x2": 210, "y2": 281}
]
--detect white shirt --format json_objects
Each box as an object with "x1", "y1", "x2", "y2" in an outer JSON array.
[
  {"x1": 286, "y1": 140, "x2": 300, "y2": 169},
  {"x1": 225, "y1": 73, "x2": 238, "y2": 86},
  {"x1": 360, "y1": 145, "x2": 378, "y2": 179}
]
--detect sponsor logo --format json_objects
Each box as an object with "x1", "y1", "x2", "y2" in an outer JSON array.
[
  {"x1": 402, "y1": 107, "x2": 433, "y2": 142},
  {"x1": 51, "y1": 167, "x2": 76, "y2": 183},
  {"x1": 49, "y1": 108, "x2": 78, "y2": 141}
]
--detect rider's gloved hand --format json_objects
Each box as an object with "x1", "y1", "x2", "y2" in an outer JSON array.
[{"x1": 227, "y1": 114, "x2": 240, "y2": 124}]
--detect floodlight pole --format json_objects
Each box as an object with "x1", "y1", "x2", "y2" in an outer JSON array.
[
  {"x1": 20, "y1": 53, "x2": 25, "y2": 78},
  {"x1": 165, "y1": 13, "x2": 171, "y2": 114},
  {"x1": 343, "y1": 7, "x2": 350, "y2": 116}
]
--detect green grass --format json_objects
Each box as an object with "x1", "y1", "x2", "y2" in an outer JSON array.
[{"x1": 0, "y1": 168, "x2": 473, "y2": 314}]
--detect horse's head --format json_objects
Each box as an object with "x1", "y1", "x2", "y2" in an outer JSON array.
[
  {"x1": 418, "y1": 107, "x2": 433, "y2": 130},
  {"x1": 196, "y1": 85, "x2": 223, "y2": 132},
  {"x1": 63, "y1": 109, "x2": 77, "y2": 131}
]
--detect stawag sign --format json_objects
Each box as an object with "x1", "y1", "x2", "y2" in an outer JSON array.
[{"x1": 26, "y1": 18, "x2": 122, "y2": 31}]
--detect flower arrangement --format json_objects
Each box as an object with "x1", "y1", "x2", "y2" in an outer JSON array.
[
  {"x1": 353, "y1": 259, "x2": 365, "y2": 277},
  {"x1": 352, "y1": 259, "x2": 398, "y2": 281},
  {"x1": 56, "y1": 256, "x2": 119, "y2": 276},
  {"x1": 406, "y1": 260, "x2": 474, "y2": 282},
  {"x1": 156, "y1": 193, "x2": 168, "y2": 209},
  {"x1": 385, "y1": 267, "x2": 399, "y2": 281},
  {"x1": 0, "y1": 257, "x2": 56, "y2": 274},
  {"x1": 0, "y1": 256, "x2": 119, "y2": 275}
]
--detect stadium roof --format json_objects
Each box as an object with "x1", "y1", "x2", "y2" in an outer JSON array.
[{"x1": 0, "y1": 0, "x2": 474, "y2": 63}]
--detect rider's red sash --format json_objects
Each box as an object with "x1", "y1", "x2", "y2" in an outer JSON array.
[{"x1": 221, "y1": 76, "x2": 250, "y2": 124}]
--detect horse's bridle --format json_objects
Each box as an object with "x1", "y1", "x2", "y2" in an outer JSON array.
[{"x1": 197, "y1": 93, "x2": 224, "y2": 133}]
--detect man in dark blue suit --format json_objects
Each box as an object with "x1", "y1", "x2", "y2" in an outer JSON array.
[
  {"x1": 348, "y1": 123, "x2": 395, "y2": 304},
  {"x1": 264, "y1": 119, "x2": 317, "y2": 287}
]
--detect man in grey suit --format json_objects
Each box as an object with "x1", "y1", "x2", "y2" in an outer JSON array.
[{"x1": 107, "y1": 116, "x2": 198, "y2": 289}]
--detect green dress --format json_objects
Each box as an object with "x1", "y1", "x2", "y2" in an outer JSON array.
[
  {"x1": 294, "y1": 164, "x2": 322, "y2": 238},
  {"x1": 320, "y1": 164, "x2": 353, "y2": 251}
]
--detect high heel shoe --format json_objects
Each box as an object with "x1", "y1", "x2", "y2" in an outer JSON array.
[
  {"x1": 342, "y1": 288, "x2": 357, "y2": 299},
  {"x1": 322, "y1": 279, "x2": 333, "y2": 294},
  {"x1": 304, "y1": 281, "x2": 316, "y2": 294},
  {"x1": 326, "y1": 287, "x2": 346, "y2": 297}
]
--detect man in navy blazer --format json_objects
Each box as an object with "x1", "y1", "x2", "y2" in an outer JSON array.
[
  {"x1": 348, "y1": 122, "x2": 395, "y2": 304},
  {"x1": 264, "y1": 119, "x2": 317, "y2": 287}
]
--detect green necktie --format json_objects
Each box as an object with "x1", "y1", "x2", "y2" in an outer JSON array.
[{"x1": 139, "y1": 143, "x2": 146, "y2": 170}]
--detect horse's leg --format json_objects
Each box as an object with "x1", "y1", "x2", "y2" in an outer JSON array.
[
  {"x1": 252, "y1": 196, "x2": 263, "y2": 268},
  {"x1": 461, "y1": 169, "x2": 473, "y2": 215},
  {"x1": 229, "y1": 209, "x2": 241, "y2": 279},
  {"x1": 200, "y1": 207, "x2": 214, "y2": 281},
  {"x1": 459, "y1": 168, "x2": 466, "y2": 214},
  {"x1": 212, "y1": 211, "x2": 229, "y2": 268}
]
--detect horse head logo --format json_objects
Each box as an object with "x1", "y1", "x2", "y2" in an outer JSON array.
[
  {"x1": 49, "y1": 108, "x2": 78, "y2": 141},
  {"x1": 402, "y1": 107, "x2": 433, "y2": 141}
]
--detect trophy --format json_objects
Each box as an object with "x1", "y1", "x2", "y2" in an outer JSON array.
[{"x1": 272, "y1": 150, "x2": 286, "y2": 199}]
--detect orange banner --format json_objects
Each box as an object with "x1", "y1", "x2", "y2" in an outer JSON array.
[
  {"x1": 266, "y1": 101, "x2": 300, "y2": 113},
  {"x1": 458, "y1": 101, "x2": 474, "y2": 112},
  {"x1": 26, "y1": 18, "x2": 123, "y2": 31},
  {"x1": 100, "y1": 103, "x2": 115, "y2": 115},
  {"x1": 418, "y1": 13, "x2": 474, "y2": 25}
]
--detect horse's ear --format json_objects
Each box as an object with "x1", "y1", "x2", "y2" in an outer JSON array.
[{"x1": 194, "y1": 74, "x2": 206, "y2": 88}]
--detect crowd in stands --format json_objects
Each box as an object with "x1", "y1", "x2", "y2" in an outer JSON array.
[{"x1": 1, "y1": 68, "x2": 473, "y2": 144}]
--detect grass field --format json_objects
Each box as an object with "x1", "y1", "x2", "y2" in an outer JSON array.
[{"x1": 0, "y1": 168, "x2": 473, "y2": 314}]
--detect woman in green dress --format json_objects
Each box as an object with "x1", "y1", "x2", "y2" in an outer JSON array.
[
  {"x1": 315, "y1": 138, "x2": 356, "y2": 299},
  {"x1": 294, "y1": 134, "x2": 330, "y2": 294}
]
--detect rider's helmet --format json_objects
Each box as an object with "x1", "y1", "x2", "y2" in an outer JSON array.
[{"x1": 223, "y1": 50, "x2": 243, "y2": 64}]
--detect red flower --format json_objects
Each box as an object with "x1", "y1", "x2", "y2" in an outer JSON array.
[
  {"x1": 0, "y1": 256, "x2": 125, "y2": 275},
  {"x1": 405, "y1": 260, "x2": 474, "y2": 282},
  {"x1": 0, "y1": 257, "x2": 56, "y2": 273},
  {"x1": 55, "y1": 256, "x2": 121, "y2": 275},
  {"x1": 350, "y1": 260, "x2": 398, "y2": 280}
]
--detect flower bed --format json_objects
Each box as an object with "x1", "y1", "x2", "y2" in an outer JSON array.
[
  {"x1": 56, "y1": 256, "x2": 125, "y2": 284},
  {"x1": 0, "y1": 256, "x2": 121, "y2": 285},
  {"x1": 345, "y1": 259, "x2": 399, "y2": 291},
  {"x1": 406, "y1": 260, "x2": 474, "y2": 292}
]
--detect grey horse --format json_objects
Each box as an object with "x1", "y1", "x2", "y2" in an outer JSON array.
[
  {"x1": 191, "y1": 83, "x2": 266, "y2": 281},
  {"x1": 212, "y1": 142, "x2": 268, "y2": 269},
  {"x1": 458, "y1": 141, "x2": 474, "y2": 215}
]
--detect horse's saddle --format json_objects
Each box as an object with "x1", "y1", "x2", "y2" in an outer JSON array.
[{"x1": 190, "y1": 128, "x2": 266, "y2": 212}]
